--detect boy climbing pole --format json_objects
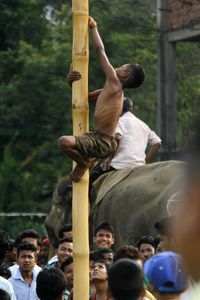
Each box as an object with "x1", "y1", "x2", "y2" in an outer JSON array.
[{"x1": 58, "y1": 17, "x2": 145, "y2": 182}]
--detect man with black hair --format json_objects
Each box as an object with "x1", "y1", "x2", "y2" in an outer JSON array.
[
  {"x1": 60, "y1": 256, "x2": 73, "y2": 299},
  {"x1": 58, "y1": 224, "x2": 73, "y2": 239},
  {"x1": 36, "y1": 267, "x2": 67, "y2": 300},
  {"x1": 102, "y1": 97, "x2": 161, "y2": 172},
  {"x1": 48, "y1": 224, "x2": 73, "y2": 267},
  {"x1": 3, "y1": 239, "x2": 17, "y2": 268},
  {"x1": 0, "y1": 289, "x2": 11, "y2": 300},
  {"x1": 90, "y1": 260, "x2": 112, "y2": 300},
  {"x1": 137, "y1": 236, "x2": 155, "y2": 262},
  {"x1": 94, "y1": 248, "x2": 114, "y2": 265},
  {"x1": 9, "y1": 242, "x2": 39, "y2": 300},
  {"x1": 0, "y1": 229, "x2": 9, "y2": 265},
  {"x1": 9, "y1": 229, "x2": 41, "y2": 276},
  {"x1": 49, "y1": 238, "x2": 73, "y2": 269},
  {"x1": 93, "y1": 222, "x2": 114, "y2": 250},
  {"x1": 90, "y1": 97, "x2": 161, "y2": 184},
  {"x1": 108, "y1": 258, "x2": 145, "y2": 300}
]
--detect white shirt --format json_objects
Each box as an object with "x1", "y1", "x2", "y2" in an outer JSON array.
[
  {"x1": 0, "y1": 276, "x2": 16, "y2": 300},
  {"x1": 9, "y1": 268, "x2": 40, "y2": 300},
  {"x1": 9, "y1": 264, "x2": 41, "y2": 276},
  {"x1": 111, "y1": 112, "x2": 161, "y2": 169},
  {"x1": 47, "y1": 255, "x2": 58, "y2": 266}
]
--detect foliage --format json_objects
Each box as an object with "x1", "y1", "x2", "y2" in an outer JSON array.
[{"x1": 0, "y1": 0, "x2": 199, "y2": 236}]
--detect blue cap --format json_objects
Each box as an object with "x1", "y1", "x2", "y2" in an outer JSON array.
[{"x1": 144, "y1": 251, "x2": 188, "y2": 294}]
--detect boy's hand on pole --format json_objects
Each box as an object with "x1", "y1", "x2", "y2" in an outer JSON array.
[
  {"x1": 88, "y1": 16, "x2": 97, "y2": 29},
  {"x1": 67, "y1": 70, "x2": 82, "y2": 87}
]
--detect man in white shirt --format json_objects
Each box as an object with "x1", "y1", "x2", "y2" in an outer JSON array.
[
  {"x1": 0, "y1": 276, "x2": 16, "y2": 300},
  {"x1": 90, "y1": 98, "x2": 161, "y2": 183},
  {"x1": 9, "y1": 243, "x2": 40, "y2": 300},
  {"x1": 107, "y1": 98, "x2": 161, "y2": 170},
  {"x1": 9, "y1": 229, "x2": 41, "y2": 276}
]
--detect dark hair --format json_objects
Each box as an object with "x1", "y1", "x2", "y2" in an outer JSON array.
[
  {"x1": 96, "y1": 248, "x2": 114, "y2": 255},
  {"x1": 56, "y1": 237, "x2": 73, "y2": 249},
  {"x1": 136, "y1": 235, "x2": 155, "y2": 249},
  {"x1": 0, "y1": 230, "x2": 9, "y2": 260},
  {"x1": 17, "y1": 242, "x2": 37, "y2": 258},
  {"x1": 0, "y1": 263, "x2": 11, "y2": 279},
  {"x1": 122, "y1": 98, "x2": 133, "y2": 113},
  {"x1": 58, "y1": 224, "x2": 72, "y2": 239},
  {"x1": 92, "y1": 260, "x2": 111, "y2": 274},
  {"x1": 154, "y1": 217, "x2": 173, "y2": 239},
  {"x1": 36, "y1": 268, "x2": 67, "y2": 300},
  {"x1": 114, "y1": 245, "x2": 142, "y2": 263},
  {"x1": 7, "y1": 239, "x2": 16, "y2": 251},
  {"x1": 17, "y1": 229, "x2": 41, "y2": 246},
  {"x1": 123, "y1": 64, "x2": 145, "y2": 89},
  {"x1": 108, "y1": 258, "x2": 143, "y2": 300},
  {"x1": 90, "y1": 250, "x2": 104, "y2": 262},
  {"x1": 0, "y1": 289, "x2": 11, "y2": 300},
  {"x1": 60, "y1": 256, "x2": 73, "y2": 272},
  {"x1": 94, "y1": 222, "x2": 114, "y2": 236}
]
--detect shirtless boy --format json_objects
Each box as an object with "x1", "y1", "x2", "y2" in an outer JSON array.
[{"x1": 58, "y1": 17, "x2": 145, "y2": 182}]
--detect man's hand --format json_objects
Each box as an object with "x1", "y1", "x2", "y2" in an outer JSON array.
[
  {"x1": 88, "y1": 16, "x2": 97, "y2": 29},
  {"x1": 102, "y1": 159, "x2": 112, "y2": 171},
  {"x1": 67, "y1": 70, "x2": 81, "y2": 87}
]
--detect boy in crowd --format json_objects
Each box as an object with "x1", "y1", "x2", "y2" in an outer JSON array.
[
  {"x1": 36, "y1": 268, "x2": 67, "y2": 300},
  {"x1": 9, "y1": 242, "x2": 39, "y2": 300},
  {"x1": 144, "y1": 251, "x2": 188, "y2": 300},
  {"x1": 93, "y1": 222, "x2": 114, "y2": 250}
]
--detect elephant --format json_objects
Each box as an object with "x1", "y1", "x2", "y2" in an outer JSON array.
[{"x1": 45, "y1": 160, "x2": 185, "y2": 250}]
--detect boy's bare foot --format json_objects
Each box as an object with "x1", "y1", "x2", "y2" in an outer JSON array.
[{"x1": 71, "y1": 161, "x2": 93, "y2": 182}]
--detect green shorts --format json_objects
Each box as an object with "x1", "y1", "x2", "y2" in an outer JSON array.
[{"x1": 75, "y1": 130, "x2": 117, "y2": 161}]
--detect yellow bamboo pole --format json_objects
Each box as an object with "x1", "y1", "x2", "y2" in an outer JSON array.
[{"x1": 72, "y1": 0, "x2": 89, "y2": 299}]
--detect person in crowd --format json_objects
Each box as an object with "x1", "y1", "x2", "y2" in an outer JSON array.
[
  {"x1": 93, "y1": 222, "x2": 114, "y2": 250},
  {"x1": 113, "y1": 245, "x2": 155, "y2": 300},
  {"x1": 94, "y1": 248, "x2": 114, "y2": 266},
  {"x1": 36, "y1": 267, "x2": 67, "y2": 300},
  {"x1": 58, "y1": 16, "x2": 145, "y2": 182},
  {"x1": 9, "y1": 242, "x2": 39, "y2": 300},
  {"x1": 48, "y1": 224, "x2": 73, "y2": 266},
  {"x1": 154, "y1": 217, "x2": 174, "y2": 252},
  {"x1": 3, "y1": 239, "x2": 17, "y2": 268},
  {"x1": 173, "y1": 118, "x2": 200, "y2": 298},
  {"x1": 0, "y1": 229, "x2": 9, "y2": 265},
  {"x1": 9, "y1": 229, "x2": 41, "y2": 276},
  {"x1": 144, "y1": 251, "x2": 188, "y2": 300},
  {"x1": 48, "y1": 238, "x2": 73, "y2": 269},
  {"x1": 137, "y1": 236, "x2": 156, "y2": 262},
  {"x1": 0, "y1": 289, "x2": 12, "y2": 300},
  {"x1": 90, "y1": 260, "x2": 112, "y2": 300},
  {"x1": 60, "y1": 256, "x2": 73, "y2": 300},
  {"x1": 58, "y1": 224, "x2": 73, "y2": 240},
  {"x1": 37, "y1": 238, "x2": 50, "y2": 268},
  {"x1": 0, "y1": 276, "x2": 16, "y2": 300},
  {"x1": 90, "y1": 98, "x2": 161, "y2": 183},
  {"x1": 0, "y1": 263, "x2": 12, "y2": 279},
  {"x1": 108, "y1": 258, "x2": 145, "y2": 300}
]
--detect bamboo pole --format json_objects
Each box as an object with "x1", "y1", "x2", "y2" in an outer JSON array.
[{"x1": 72, "y1": 0, "x2": 89, "y2": 299}]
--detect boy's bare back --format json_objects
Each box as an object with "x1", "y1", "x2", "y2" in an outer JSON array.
[{"x1": 94, "y1": 79, "x2": 124, "y2": 137}]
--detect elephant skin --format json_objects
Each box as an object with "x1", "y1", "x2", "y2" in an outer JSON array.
[{"x1": 45, "y1": 160, "x2": 184, "y2": 250}]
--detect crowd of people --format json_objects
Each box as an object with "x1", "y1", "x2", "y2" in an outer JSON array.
[{"x1": 0, "y1": 200, "x2": 198, "y2": 300}]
